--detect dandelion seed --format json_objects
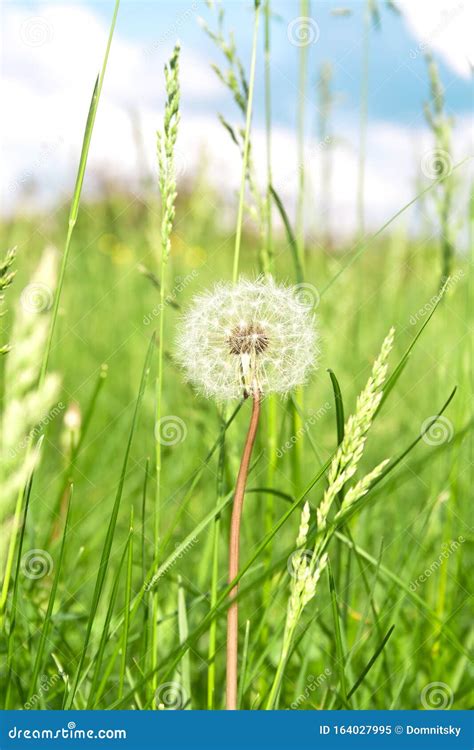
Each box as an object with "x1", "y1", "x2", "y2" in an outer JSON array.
[{"x1": 176, "y1": 276, "x2": 318, "y2": 401}]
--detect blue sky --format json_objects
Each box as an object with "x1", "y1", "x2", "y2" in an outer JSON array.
[
  {"x1": 3, "y1": 1, "x2": 472, "y2": 230},
  {"x1": 83, "y1": 0, "x2": 472, "y2": 129}
]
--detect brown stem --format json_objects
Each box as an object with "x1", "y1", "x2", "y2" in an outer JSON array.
[{"x1": 226, "y1": 392, "x2": 261, "y2": 710}]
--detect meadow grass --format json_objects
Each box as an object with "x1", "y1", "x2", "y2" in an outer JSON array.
[
  {"x1": 1, "y1": 187, "x2": 471, "y2": 709},
  {"x1": 0, "y1": 2, "x2": 472, "y2": 713}
]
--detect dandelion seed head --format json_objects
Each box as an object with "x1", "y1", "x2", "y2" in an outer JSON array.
[{"x1": 176, "y1": 277, "x2": 318, "y2": 400}]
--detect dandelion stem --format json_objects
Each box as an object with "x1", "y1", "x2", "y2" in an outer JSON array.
[{"x1": 226, "y1": 392, "x2": 261, "y2": 710}]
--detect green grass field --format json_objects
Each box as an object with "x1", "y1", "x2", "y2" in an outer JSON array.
[{"x1": 0, "y1": 0, "x2": 472, "y2": 713}]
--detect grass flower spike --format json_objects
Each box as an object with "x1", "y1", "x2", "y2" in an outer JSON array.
[
  {"x1": 267, "y1": 328, "x2": 395, "y2": 708},
  {"x1": 176, "y1": 276, "x2": 318, "y2": 401}
]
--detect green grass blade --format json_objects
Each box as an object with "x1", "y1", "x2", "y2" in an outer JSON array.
[
  {"x1": 118, "y1": 508, "x2": 134, "y2": 701},
  {"x1": 39, "y1": 0, "x2": 120, "y2": 384},
  {"x1": 4, "y1": 440, "x2": 43, "y2": 708},
  {"x1": 87, "y1": 536, "x2": 130, "y2": 708},
  {"x1": 65, "y1": 332, "x2": 154, "y2": 708},
  {"x1": 29, "y1": 484, "x2": 73, "y2": 697},
  {"x1": 270, "y1": 185, "x2": 303, "y2": 283},
  {"x1": 327, "y1": 562, "x2": 349, "y2": 705},
  {"x1": 327, "y1": 368, "x2": 345, "y2": 445},
  {"x1": 237, "y1": 619, "x2": 250, "y2": 709},
  {"x1": 177, "y1": 575, "x2": 191, "y2": 709},
  {"x1": 347, "y1": 624, "x2": 395, "y2": 700}
]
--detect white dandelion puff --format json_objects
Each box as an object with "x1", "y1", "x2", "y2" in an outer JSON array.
[{"x1": 175, "y1": 277, "x2": 318, "y2": 400}]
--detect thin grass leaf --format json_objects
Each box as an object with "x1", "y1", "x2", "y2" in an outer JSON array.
[
  {"x1": 87, "y1": 535, "x2": 130, "y2": 708},
  {"x1": 270, "y1": 185, "x2": 303, "y2": 283},
  {"x1": 65, "y1": 332, "x2": 154, "y2": 708},
  {"x1": 4, "y1": 439, "x2": 43, "y2": 708},
  {"x1": 118, "y1": 508, "x2": 134, "y2": 700},
  {"x1": 177, "y1": 575, "x2": 191, "y2": 710},
  {"x1": 29, "y1": 483, "x2": 73, "y2": 698},
  {"x1": 237, "y1": 619, "x2": 250, "y2": 709},
  {"x1": 39, "y1": 0, "x2": 120, "y2": 384},
  {"x1": 347, "y1": 624, "x2": 395, "y2": 700},
  {"x1": 327, "y1": 369, "x2": 345, "y2": 445},
  {"x1": 327, "y1": 562, "x2": 348, "y2": 705}
]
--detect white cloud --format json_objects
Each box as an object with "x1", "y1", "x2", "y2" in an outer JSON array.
[{"x1": 398, "y1": 0, "x2": 474, "y2": 78}]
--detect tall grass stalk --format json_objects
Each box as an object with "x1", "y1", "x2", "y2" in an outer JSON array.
[
  {"x1": 39, "y1": 0, "x2": 119, "y2": 385},
  {"x1": 261, "y1": 0, "x2": 278, "y2": 650},
  {"x1": 152, "y1": 43, "x2": 181, "y2": 697},
  {"x1": 0, "y1": 0, "x2": 119, "y2": 629},
  {"x1": 232, "y1": 0, "x2": 261, "y2": 283},
  {"x1": 296, "y1": 0, "x2": 309, "y2": 272},
  {"x1": 317, "y1": 62, "x2": 334, "y2": 244},
  {"x1": 423, "y1": 53, "x2": 456, "y2": 286},
  {"x1": 263, "y1": 0, "x2": 273, "y2": 272}
]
